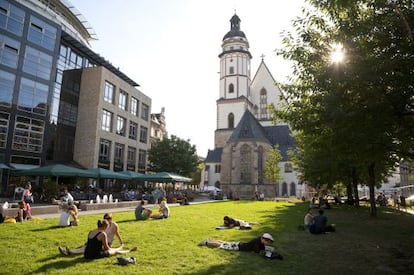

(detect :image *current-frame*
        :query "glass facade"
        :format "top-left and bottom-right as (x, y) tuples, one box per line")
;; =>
(0, 0), (151, 192)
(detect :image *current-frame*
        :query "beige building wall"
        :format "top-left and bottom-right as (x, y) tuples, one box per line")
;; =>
(74, 66), (151, 170)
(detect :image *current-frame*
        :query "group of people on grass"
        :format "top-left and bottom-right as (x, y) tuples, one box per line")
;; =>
(302, 208), (336, 234)
(58, 212), (137, 259)
(56, 199), (170, 260)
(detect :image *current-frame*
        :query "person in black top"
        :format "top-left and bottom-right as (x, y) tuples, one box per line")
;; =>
(198, 233), (282, 259)
(83, 219), (137, 259)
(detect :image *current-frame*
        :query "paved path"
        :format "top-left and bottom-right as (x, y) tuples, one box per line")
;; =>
(35, 197), (219, 220)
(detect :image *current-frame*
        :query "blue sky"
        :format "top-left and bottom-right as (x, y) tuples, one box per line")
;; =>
(69, 0), (306, 156)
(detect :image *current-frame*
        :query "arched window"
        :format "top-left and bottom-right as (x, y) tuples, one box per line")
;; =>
(257, 146), (263, 184)
(240, 144), (251, 184)
(282, 182), (288, 197)
(229, 83), (234, 93)
(290, 182), (296, 196)
(228, 113), (234, 129)
(260, 88), (268, 120)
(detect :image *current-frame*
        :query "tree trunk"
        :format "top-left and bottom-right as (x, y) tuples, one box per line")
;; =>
(351, 168), (360, 207)
(367, 163), (377, 217)
(346, 180), (354, 205)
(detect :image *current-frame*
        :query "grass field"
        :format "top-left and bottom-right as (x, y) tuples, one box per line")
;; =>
(0, 200), (413, 275)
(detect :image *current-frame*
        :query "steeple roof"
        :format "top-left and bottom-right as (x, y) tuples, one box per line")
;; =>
(223, 14), (246, 40)
(229, 110), (270, 143)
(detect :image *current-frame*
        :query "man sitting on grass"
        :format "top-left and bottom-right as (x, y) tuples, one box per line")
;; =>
(198, 233), (283, 260)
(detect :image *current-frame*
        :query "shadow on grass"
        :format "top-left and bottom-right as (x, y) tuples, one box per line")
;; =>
(30, 225), (69, 232)
(29, 255), (87, 275)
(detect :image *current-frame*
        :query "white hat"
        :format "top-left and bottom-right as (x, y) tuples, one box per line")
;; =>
(262, 233), (274, 241)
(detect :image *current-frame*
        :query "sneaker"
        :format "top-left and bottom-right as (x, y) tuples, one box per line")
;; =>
(128, 257), (136, 264)
(198, 238), (210, 246)
(58, 246), (69, 256)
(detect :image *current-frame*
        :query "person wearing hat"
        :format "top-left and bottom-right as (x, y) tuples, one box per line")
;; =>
(198, 233), (282, 259)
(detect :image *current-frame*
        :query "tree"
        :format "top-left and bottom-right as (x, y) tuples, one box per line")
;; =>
(274, 0), (413, 217)
(147, 135), (199, 177)
(264, 145), (283, 186)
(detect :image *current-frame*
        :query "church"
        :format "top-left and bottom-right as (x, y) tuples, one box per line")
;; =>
(204, 13), (305, 199)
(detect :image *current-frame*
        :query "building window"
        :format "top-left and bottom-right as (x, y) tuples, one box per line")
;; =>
(257, 146), (263, 184)
(101, 109), (112, 132)
(0, 111), (9, 148)
(114, 143), (124, 163)
(0, 34), (20, 68)
(130, 97), (138, 116)
(240, 144), (251, 184)
(116, 116), (126, 136)
(290, 182), (296, 196)
(104, 81), (114, 103)
(129, 121), (137, 140)
(27, 16), (57, 51)
(141, 103), (149, 121)
(23, 46), (53, 80)
(228, 113), (234, 129)
(118, 90), (128, 110)
(0, 69), (15, 107)
(13, 116), (44, 152)
(284, 163), (293, 173)
(138, 149), (146, 171)
(99, 139), (111, 162)
(127, 146), (136, 167)
(0, 1), (25, 36)
(139, 126), (148, 143)
(18, 78), (48, 115)
(229, 66), (234, 74)
(260, 88), (268, 120)
(214, 164), (221, 173)
(58, 101), (78, 127)
(228, 83), (234, 93)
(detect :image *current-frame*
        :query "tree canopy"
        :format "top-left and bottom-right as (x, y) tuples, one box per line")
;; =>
(147, 135), (199, 178)
(274, 0), (414, 216)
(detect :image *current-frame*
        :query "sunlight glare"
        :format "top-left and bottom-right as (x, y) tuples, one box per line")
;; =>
(330, 43), (344, 63)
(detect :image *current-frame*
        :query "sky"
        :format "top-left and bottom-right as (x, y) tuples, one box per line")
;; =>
(69, 0), (306, 157)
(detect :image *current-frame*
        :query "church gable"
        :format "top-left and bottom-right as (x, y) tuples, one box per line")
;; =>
(228, 110), (270, 144)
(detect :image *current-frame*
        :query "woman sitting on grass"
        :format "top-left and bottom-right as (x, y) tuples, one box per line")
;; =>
(84, 219), (137, 260)
(150, 200), (170, 219)
(58, 203), (79, 227)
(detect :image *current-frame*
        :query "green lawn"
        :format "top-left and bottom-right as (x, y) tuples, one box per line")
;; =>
(0, 200), (413, 274)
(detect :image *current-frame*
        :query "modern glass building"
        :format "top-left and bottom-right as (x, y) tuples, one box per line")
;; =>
(0, 0), (151, 194)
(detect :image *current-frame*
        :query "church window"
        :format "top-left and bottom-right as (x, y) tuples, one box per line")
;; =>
(214, 164), (221, 173)
(282, 182), (288, 196)
(229, 66), (234, 74)
(229, 83), (234, 93)
(290, 182), (296, 196)
(260, 88), (268, 120)
(228, 113), (234, 129)
(257, 146), (263, 184)
(285, 163), (293, 173)
(240, 144), (251, 184)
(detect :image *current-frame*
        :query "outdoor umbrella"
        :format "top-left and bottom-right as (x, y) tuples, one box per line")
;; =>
(14, 164), (95, 178)
(14, 164), (96, 184)
(140, 172), (192, 183)
(118, 170), (145, 180)
(85, 168), (131, 180)
(0, 163), (13, 170)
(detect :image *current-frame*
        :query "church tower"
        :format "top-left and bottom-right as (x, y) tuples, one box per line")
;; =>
(215, 14), (253, 148)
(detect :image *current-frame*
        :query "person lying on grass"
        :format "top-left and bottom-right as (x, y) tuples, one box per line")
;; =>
(198, 233), (283, 260)
(59, 213), (129, 256)
(218, 215), (259, 230)
(83, 219), (137, 259)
